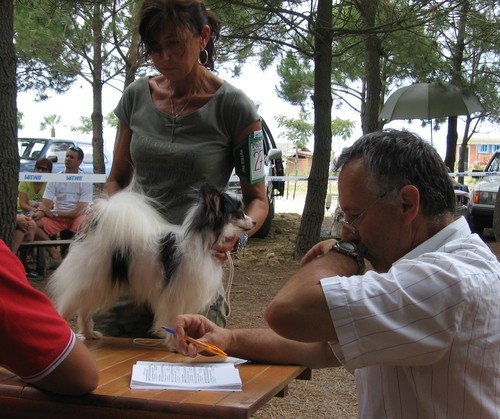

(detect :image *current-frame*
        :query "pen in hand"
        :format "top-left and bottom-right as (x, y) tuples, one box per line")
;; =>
(162, 326), (227, 357)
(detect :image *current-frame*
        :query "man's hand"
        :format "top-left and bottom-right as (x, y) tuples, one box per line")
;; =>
(300, 239), (337, 267)
(171, 314), (231, 357)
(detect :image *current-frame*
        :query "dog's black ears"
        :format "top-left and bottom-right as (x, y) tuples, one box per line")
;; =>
(197, 183), (222, 214)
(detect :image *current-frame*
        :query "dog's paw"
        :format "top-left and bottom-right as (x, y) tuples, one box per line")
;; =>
(77, 330), (103, 340)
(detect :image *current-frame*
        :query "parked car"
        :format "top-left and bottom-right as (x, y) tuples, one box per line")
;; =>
(466, 150), (500, 235)
(227, 118), (284, 238)
(18, 137), (112, 174)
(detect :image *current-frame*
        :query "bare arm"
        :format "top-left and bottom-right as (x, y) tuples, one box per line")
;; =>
(237, 119), (269, 237)
(103, 121), (134, 196)
(18, 191), (36, 212)
(172, 314), (340, 369)
(34, 338), (99, 395)
(212, 120), (268, 260)
(32, 198), (54, 222)
(265, 242), (358, 343)
(35, 200), (87, 220)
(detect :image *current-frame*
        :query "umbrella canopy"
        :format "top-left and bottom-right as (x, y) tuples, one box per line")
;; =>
(380, 83), (483, 122)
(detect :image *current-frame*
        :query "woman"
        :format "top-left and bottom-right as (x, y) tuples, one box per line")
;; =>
(18, 157), (53, 213)
(15, 158), (53, 278)
(100, 0), (268, 334)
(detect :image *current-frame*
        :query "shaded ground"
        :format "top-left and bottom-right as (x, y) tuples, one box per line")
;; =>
(30, 211), (500, 418)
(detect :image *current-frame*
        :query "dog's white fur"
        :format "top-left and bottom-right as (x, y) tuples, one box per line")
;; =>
(48, 184), (254, 344)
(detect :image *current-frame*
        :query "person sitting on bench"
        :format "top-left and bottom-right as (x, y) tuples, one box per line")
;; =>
(33, 147), (92, 267)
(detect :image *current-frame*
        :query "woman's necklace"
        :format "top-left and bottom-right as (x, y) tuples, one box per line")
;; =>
(170, 93), (194, 118)
(166, 70), (207, 139)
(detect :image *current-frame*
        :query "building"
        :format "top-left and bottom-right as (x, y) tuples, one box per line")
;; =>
(456, 133), (500, 170)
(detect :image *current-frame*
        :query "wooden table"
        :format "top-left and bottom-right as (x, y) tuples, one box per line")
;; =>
(0, 337), (310, 418)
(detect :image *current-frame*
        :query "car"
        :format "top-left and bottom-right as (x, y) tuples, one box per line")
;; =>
(227, 118), (284, 238)
(18, 137), (113, 174)
(466, 150), (500, 235)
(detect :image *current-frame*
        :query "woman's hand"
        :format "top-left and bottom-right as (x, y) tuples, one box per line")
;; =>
(16, 214), (34, 232)
(211, 235), (239, 262)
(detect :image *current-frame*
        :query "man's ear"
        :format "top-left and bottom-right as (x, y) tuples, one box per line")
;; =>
(399, 185), (420, 222)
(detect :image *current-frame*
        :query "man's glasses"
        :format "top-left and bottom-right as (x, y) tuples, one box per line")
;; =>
(35, 166), (50, 171)
(340, 194), (386, 235)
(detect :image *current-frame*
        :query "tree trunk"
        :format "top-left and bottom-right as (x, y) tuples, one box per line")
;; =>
(294, 0), (333, 258)
(91, 3), (105, 193)
(0, 0), (18, 246)
(445, 0), (468, 172)
(360, 0), (382, 135)
(444, 116), (458, 171)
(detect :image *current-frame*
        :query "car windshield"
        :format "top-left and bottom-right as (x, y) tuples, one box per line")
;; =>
(487, 154), (500, 172)
(19, 139), (48, 160)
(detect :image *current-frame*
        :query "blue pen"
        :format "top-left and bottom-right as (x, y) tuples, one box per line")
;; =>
(161, 326), (227, 356)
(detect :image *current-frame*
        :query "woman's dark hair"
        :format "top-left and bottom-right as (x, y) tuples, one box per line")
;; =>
(35, 157), (53, 173)
(137, 0), (221, 71)
(335, 129), (456, 217)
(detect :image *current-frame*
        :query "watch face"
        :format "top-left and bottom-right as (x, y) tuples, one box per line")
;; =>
(338, 240), (357, 252)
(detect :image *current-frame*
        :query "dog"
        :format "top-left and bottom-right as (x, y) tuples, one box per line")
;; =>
(48, 183), (255, 345)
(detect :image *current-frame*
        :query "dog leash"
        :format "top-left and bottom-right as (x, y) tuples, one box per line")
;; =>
(225, 251), (234, 318)
(133, 338), (164, 347)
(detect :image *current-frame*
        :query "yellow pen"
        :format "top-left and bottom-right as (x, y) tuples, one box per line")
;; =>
(162, 326), (227, 357)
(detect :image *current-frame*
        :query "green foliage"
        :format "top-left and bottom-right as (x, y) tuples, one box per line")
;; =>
(39, 114), (61, 137)
(276, 52), (313, 108)
(331, 118), (355, 141)
(276, 111), (313, 149)
(15, 0), (80, 99)
(71, 116), (93, 135)
(276, 112), (355, 149)
(71, 112), (118, 134)
(17, 111), (24, 130)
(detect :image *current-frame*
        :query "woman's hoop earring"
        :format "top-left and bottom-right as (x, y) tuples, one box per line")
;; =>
(198, 49), (209, 66)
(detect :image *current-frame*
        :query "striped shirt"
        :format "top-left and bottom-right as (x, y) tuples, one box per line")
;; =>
(321, 217), (500, 418)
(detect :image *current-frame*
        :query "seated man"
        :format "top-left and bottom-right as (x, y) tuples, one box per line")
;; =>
(0, 240), (99, 395)
(33, 146), (92, 265)
(170, 130), (500, 419)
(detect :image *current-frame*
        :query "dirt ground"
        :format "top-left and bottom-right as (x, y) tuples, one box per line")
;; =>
(32, 208), (500, 419)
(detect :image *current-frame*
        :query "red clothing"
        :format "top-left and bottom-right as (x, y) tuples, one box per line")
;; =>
(0, 241), (75, 382)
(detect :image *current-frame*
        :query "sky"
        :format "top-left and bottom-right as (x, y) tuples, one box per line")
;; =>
(16, 63), (303, 154)
(17, 62), (483, 160)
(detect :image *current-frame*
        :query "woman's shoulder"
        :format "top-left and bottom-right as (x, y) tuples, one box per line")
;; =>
(123, 76), (150, 94)
(214, 81), (257, 111)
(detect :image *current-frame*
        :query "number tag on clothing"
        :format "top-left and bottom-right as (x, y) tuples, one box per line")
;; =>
(234, 130), (265, 184)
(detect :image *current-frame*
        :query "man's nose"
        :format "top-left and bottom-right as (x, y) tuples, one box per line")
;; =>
(341, 226), (359, 241)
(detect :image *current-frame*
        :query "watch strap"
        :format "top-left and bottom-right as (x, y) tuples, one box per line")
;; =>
(330, 240), (365, 274)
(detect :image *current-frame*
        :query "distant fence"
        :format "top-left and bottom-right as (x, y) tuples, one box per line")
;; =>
(19, 173), (107, 183)
(19, 171), (493, 184)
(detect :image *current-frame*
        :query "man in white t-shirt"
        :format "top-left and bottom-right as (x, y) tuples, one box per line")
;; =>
(33, 146), (92, 264)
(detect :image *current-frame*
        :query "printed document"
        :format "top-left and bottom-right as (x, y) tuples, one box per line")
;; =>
(130, 361), (242, 391)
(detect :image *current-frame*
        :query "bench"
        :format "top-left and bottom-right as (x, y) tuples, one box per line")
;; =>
(19, 239), (74, 277)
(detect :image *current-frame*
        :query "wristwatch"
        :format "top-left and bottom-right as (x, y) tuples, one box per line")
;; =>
(330, 240), (365, 274)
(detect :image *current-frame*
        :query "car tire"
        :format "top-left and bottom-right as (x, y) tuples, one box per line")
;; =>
(253, 196), (274, 239)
